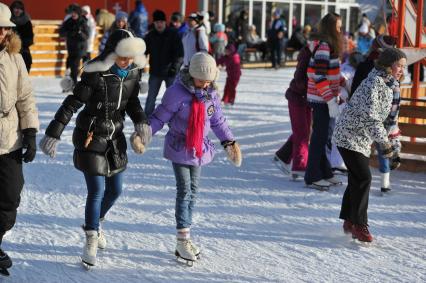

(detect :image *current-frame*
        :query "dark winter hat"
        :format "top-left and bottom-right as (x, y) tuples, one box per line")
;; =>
(371, 35), (397, 51)
(171, 12), (183, 22)
(153, 10), (166, 22)
(84, 29), (147, 72)
(10, 1), (25, 11)
(188, 12), (203, 23)
(375, 48), (406, 70)
(225, 43), (236, 54)
(69, 4), (82, 16)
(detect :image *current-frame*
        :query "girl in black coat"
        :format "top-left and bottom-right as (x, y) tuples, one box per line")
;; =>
(39, 29), (150, 267)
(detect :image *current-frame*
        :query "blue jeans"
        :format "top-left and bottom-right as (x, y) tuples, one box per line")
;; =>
(305, 103), (334, 184)
(375, 142), (390, 173)
(145, 74), (175, 116)
(172, 163), (201, 229)
(83, 172), (123, 230)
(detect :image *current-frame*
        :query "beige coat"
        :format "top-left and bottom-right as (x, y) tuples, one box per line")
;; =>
(0, 33), (39, 155)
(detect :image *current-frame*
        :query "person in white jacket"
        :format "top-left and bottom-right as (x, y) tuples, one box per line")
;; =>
(182, 12), (209, 67)
(0, 3), (39, 274)
(82, 5), (97, 63)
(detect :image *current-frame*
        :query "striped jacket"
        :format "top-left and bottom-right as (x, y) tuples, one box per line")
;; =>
(307, 40), (343, 103)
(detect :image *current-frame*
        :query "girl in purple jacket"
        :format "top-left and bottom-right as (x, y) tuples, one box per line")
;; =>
(131, 52), (242, 265)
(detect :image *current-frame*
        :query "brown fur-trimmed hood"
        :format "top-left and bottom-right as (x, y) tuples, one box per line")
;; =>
(2, 32), (22, 54)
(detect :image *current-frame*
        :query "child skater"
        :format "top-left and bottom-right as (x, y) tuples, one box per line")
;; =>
(131, 52), (242, 265)
(217, 44), (242, 106)
(39, 29), (150, 267)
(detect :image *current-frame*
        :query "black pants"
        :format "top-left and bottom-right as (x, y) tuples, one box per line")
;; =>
(0, 149), (24, 236)
(338, 147), (371, 225)
(67, 52), (84, 84)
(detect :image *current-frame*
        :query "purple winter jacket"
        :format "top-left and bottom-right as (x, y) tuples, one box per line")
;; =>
(149, 70), (235, 166)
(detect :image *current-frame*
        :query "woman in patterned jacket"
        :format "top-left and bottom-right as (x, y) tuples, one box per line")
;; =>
(332, 48), (406, 242)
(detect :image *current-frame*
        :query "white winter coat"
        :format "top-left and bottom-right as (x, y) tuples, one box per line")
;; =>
(182, 25), (209, 66)
(0, 34), (39, 155)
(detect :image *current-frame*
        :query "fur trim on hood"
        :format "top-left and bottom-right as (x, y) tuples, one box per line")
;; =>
(3, 32), (22, 54)
(83, 34), (147, 73)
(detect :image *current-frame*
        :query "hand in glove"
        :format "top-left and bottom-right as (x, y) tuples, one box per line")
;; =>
(327, 97), (340, 118)
(389, 152), (401, 170)
(222, 140), (242, 167)
(39, 135), (59, 158)
(130, 132), (146, 154)
(22, 128), (37, 163)
(378, 142), (394, 159)
(135, 123), (152, 145)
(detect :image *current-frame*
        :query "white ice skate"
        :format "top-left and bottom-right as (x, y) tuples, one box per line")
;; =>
(98, 219), (106, 249)
(306, 179), (330, 191)
(175, 239), (197, 266)
(81, 230), (98, 269)
(290, 171), (305, 181)
(273, 155), (290, 174)
(325, 176), (343, 186)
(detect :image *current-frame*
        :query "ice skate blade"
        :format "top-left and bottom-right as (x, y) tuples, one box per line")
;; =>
(175, 251), (196, 267)
(81, 259), (95, 270)
(0, 268), (10, 277)
(305, 184), (330, 191)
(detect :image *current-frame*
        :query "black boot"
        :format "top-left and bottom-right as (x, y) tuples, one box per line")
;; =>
(0, 248), (12, 269)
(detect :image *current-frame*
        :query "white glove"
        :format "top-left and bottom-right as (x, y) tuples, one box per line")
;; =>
(39, 135), (59, 158)
(134, 123), (152, 145)
(139, 78), (148, 94)
(327, 98), (340, 118)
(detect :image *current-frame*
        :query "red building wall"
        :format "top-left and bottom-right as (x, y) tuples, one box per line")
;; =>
(3, 0), (199, 21)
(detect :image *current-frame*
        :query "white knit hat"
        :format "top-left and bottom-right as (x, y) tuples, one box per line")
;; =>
(0, 3), (15, 27)
(189, 52), (218, 81)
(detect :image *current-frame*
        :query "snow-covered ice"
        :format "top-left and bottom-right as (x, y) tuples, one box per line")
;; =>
(3, 68), (425, 282)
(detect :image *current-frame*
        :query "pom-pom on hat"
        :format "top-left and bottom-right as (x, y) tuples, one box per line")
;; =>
(189, 52), (218, 81)
(84, 29), (147, 72)
(0, 2), (16, 27)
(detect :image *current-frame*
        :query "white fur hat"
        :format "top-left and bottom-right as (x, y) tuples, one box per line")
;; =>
(189, 52), (218, 81)
(0, 3), (15, 27)
(84, 29), (146, 72)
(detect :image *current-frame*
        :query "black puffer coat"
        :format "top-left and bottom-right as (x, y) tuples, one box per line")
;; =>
(59, 16), (89, 57)
(46, 65), (147, 176)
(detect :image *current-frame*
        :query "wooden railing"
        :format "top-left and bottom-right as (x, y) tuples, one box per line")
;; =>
(30, 20), (102, 77)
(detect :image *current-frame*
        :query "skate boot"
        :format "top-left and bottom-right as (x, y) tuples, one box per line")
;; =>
(188, 239), (200, 258)
(343, 220), (353, 234)
(306, 179), (330, 191)
(325, 176), (342, 186)
(352, 224), (373, 242)
(273, 155), (291, 174)
(380, 172), (391, 193)
(0, 248), (12, 276)
(98, 219), (106, 249)
(82, 230), (98, 267)
(290, 171), (305, 181)
(175, 239), (197, 266)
